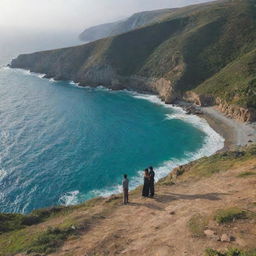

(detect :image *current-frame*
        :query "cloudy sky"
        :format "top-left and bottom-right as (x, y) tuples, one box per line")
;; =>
(0, 0), (213, 32)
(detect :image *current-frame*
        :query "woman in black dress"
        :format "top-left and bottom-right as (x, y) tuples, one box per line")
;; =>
(142, 168), (150, 197)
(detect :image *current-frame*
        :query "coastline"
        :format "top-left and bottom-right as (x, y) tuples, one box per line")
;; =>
(190, 106), (256, 151)
(3, 66), (255, 207)
(9, 66), (256, 151)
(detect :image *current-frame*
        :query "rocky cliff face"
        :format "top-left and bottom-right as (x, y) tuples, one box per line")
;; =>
(184, 92), (256, 122)
(215, 98), (256, 123)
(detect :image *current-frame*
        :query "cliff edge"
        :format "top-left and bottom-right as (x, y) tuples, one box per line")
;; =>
(0, 145), (255, 256)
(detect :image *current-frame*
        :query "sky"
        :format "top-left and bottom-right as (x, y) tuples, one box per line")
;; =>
(0, 0), (213, 32)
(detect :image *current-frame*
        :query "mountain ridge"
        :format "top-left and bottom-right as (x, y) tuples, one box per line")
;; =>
(10, 0), (256, 122)
(78, 8), (176, 42)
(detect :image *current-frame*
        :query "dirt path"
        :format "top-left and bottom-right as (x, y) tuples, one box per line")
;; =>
(51, 158), (256, 256)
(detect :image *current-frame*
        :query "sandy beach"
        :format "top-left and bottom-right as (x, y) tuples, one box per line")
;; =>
(200, 106), (256, 151)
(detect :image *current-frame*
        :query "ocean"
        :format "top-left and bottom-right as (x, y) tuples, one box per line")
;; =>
(0, 31), (224, 213)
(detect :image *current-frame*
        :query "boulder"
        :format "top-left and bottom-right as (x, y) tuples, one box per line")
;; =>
(204, 229), (220, 241)
(221, 234), (231, 242)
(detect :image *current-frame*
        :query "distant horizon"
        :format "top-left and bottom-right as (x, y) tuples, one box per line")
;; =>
(0, 0), (213, 33)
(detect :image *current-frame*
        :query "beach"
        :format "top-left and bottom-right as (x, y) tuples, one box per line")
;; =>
(199, 106), (256, 151)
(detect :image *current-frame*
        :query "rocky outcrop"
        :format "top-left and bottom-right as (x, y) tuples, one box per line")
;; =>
(183, 92), (256, 122)
(216, 98), (256, 123)
(183, 91), (215, 107)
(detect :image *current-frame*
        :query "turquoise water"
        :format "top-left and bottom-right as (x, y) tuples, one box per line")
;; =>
(0, 67), (224, 213)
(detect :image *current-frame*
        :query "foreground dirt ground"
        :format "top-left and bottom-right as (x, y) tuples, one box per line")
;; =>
(49, 158), (256, 256)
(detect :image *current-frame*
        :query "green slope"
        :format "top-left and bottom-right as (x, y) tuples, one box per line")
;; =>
(195, 48), (256, 109)
(10, 0), (256, 113)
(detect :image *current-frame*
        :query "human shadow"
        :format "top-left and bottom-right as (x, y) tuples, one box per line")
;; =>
(128, 201), (164, 211)
(154, 192), (229, 203)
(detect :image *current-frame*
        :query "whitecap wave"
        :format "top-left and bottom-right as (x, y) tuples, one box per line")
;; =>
(96, 85), (112, 92)
(0, 169), (7, 181)
(9, 68), (46, 79)
(49, 78), (57, 83)
(59, 190), (80, 206)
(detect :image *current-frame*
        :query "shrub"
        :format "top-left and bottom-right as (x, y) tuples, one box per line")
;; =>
(28, 226), (75, 253)
(205, 248), (256, 256)
(214, 208), (247, 224)
(237, 171), (256, 178)
(188, 213), (208, 237)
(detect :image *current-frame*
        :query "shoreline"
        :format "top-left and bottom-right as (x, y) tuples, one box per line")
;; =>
(3, 66), (256, 209)
(8, 66), (256, 153)
(182, 104), (256, 152)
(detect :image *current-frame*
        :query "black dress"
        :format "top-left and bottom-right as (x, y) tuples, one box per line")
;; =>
(142, 176), (150, 197)
(149, 170), (155, 197)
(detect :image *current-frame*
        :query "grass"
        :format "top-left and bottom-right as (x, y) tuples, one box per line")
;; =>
(184, 145), (256, 179)
(27, 226), (75, 254)
(188, 214), (208, 237)
(214, 207), (247, 224)
(0, 196), (120, 255)
(237, 171), (256, 178)
(205, 248), (256, 256)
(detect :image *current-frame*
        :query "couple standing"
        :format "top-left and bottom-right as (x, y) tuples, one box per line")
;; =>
(142, 166), (155, 197)
(122, 166), (155, 205)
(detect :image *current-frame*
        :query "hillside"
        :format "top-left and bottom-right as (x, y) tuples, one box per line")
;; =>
(10, 0), (256, 122)
(0, 144), (255, 256)
(79, 9), (174, 42)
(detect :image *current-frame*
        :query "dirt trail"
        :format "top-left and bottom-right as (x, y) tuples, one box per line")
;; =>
(50, 158), (256, 256)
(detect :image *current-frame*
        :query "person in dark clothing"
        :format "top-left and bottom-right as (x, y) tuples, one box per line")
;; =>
(122, 174), (129, 204)
(149, 166), (155, 197)
(142, 169), (150, 197)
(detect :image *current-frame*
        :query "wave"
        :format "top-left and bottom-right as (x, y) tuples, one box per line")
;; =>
(5, 67), (47, 79)
(59, 92), (224, 206)
(58, 190), (80, 206)
(0, 169), (7, 181)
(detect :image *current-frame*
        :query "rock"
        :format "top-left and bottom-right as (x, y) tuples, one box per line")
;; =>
(204, 230), (220, 241)
(221, 234), (231, 242)
(169, 211), (175, 215)
(204, 229), (215, 237)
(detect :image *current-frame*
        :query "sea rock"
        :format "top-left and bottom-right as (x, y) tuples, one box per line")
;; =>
(220, 234), (231, 242)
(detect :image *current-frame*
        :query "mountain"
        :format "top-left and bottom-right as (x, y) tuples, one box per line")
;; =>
(79, 9), (175, 42)
(11, 0), (256, 122)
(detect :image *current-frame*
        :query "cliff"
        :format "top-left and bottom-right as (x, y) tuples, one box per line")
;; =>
(11, 0), (256, 122)
(79, 9), (175, 42)
(1, 144), (255, 256)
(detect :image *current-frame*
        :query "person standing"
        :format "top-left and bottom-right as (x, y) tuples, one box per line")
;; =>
(122, 174), (129, 204)
(142, 169), (150, 197)
(149, 166), (155, 197)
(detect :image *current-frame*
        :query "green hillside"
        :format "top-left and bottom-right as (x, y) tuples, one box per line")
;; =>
(10, 0), (256, 117)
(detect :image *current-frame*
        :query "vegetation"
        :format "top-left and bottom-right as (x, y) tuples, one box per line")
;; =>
(27, 227), (75, 254)
(237, 171), (256, 178)
(205, 248), (256, 256)
(188, 214), (208, 237)
(214, 207), (247, 224)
